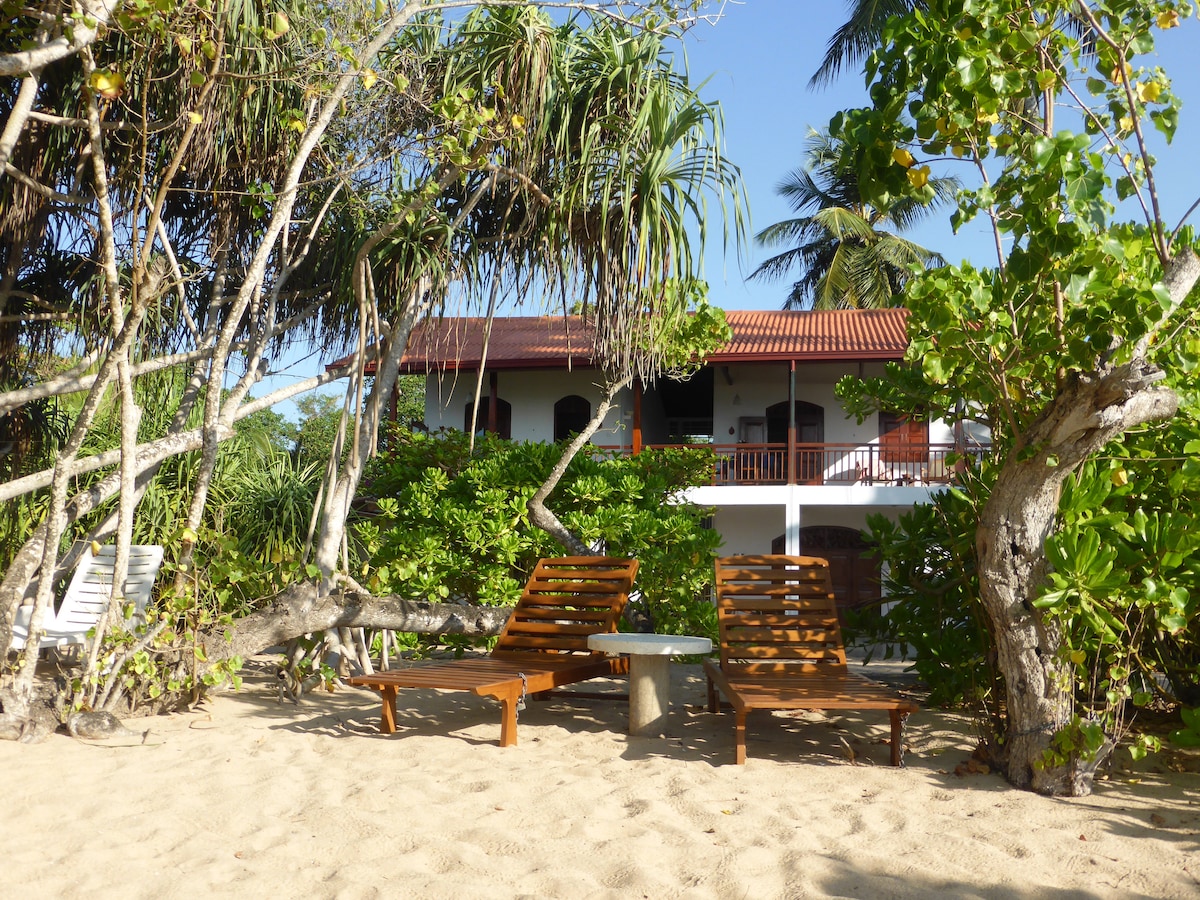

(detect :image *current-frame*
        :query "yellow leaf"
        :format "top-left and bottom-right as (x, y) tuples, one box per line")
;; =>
(951, 144), (967, 158)
(1158, 10), (1180, 29)
(272, 12), (290, 36)
(1137, 80), (1162, 103)
(1111, 467), (1129, 487)
(90, 541), (102, 556)
(1119, 115), (1134, 133)
(957, 26), (973, 40)
(187, 111), (203, 125)
(361, 69), (378, 90)
(906, 165), (930, 189)
(892, 147), (915, 168)
(1070, 649), (1086, 665)
(1110, 63), (1130, 85)
(88, 70), (125, 100)
(511, 114), (526, 129)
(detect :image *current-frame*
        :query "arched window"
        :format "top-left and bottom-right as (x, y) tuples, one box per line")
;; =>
(464, 397), (512, 439)
(554, 395), (591, 442)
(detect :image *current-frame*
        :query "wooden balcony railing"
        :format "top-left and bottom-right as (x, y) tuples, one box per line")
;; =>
(600, 442), (985, 487)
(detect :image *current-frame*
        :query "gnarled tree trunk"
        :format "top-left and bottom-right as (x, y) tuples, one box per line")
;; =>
(981, 250), (1200, 795)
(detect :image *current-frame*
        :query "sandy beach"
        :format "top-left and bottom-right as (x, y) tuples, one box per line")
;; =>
(3, 660), (1198, 899)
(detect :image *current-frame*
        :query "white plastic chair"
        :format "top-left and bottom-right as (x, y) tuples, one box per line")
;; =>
(10, 544), (164, 651)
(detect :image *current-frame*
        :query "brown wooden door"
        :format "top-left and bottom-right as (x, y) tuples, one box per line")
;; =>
(772, 526), (881, 613)
(767, 400), (824, 484)
(879, 412), (928, 464)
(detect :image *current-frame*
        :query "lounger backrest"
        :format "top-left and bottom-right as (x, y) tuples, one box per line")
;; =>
(11, 544), (165, 651)
(491, 556), (638, 658)
(714, 554), (847, 677)
(56, 544), (165, 636)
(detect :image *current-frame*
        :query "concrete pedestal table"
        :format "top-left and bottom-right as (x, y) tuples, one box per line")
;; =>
(587, 633), (712, 736)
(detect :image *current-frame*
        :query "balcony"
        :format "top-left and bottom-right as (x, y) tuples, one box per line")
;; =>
(613, 442), (982, 487)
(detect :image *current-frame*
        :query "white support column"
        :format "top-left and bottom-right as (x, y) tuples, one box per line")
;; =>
(784, 484), (801, 554)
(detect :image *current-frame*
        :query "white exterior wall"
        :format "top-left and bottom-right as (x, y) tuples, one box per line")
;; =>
(422, 362), (954, 559)
(424, 369), (631, 446)
(714, 361), (955, 447)
(713, 363), (872, 444)
(706, 505), (909, 556)
(425, 361), (956, 449)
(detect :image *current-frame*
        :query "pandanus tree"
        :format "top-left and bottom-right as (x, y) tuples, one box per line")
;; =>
(829, 0), (1200, 794)
(0, 2), (743, 725)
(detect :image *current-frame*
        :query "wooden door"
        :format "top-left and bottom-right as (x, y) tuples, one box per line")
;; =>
(772, 526), (881, 613)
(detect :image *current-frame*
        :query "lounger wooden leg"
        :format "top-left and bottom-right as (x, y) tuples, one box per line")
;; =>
(889, 710), (908, 767)
(499, 692), (519, 748)
(734, 711), (747, 765)
(706, 676), (718, 714)
(379, 686), (398, 735)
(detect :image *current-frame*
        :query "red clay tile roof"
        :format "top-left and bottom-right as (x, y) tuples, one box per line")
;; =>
(717, 309), (909, 363)
(332, 309), (910, 373)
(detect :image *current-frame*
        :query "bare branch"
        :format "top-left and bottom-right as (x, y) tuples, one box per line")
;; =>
(0, 0), (119, 77)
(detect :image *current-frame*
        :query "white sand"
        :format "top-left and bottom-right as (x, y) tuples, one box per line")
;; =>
(3, 661), (1198, 899)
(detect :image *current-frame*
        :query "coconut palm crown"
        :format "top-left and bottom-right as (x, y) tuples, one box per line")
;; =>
(750, 129), (955, 310)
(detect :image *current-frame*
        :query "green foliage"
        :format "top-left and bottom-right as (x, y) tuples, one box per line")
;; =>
(211, 456), (321, 565)
(1035, 716), (1110, 772)
(825, 1), (1200, 777)
(1172, 706), (1200, 747)
(71, 562), (247, 714)
(357, 430), (720, 640)
(845, 464), (1000, 712)
(1041, 407), (1200, 712)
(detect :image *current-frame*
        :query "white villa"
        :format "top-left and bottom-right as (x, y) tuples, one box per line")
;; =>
(371, 309), (986, 610)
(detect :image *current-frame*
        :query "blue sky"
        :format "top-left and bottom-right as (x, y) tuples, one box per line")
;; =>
(682, 0), (1200, 311)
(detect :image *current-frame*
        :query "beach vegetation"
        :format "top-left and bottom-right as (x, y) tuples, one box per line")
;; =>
(358, 430), (721, 650)
(827, 0), (1200, 795)
(0, 1), (744, 725)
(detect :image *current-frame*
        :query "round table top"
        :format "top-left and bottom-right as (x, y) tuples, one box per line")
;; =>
(587, 632), (712, 656)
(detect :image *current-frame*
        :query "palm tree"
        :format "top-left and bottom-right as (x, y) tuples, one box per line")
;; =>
(750, 129), (953, 310)
(809, 1), (923, 89)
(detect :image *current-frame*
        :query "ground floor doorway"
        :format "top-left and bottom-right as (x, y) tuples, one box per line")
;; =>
(772, 525), (881, 613)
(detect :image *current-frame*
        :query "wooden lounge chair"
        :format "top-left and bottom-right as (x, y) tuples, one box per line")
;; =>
(704, 554), (917, 765)
(11, 544), (165, 652)
(347, 556), (638, 747)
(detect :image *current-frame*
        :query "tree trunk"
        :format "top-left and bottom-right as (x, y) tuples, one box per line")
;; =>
(312, 284), (428, 585)
(198, 583), (512, 668)
(980, 251), (1200, 795)
(526, 374), (630, 553)
(525, 373), (654, 630)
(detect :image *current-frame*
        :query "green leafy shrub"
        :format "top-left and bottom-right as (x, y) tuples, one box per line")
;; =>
(844, 462), (1000, 714)
(356, 430), (720, 640)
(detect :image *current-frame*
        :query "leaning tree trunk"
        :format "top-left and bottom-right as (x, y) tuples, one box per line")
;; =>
(979, 251), (1200, 795)
(196, 583), (512, 670)
(525, 373), (654, 631)
(526, 374), (631, 555)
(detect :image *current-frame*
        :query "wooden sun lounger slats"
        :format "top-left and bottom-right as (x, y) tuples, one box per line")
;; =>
(347, 556), (638, 747)
(704, 554), (918, 765)
(505, 607), (614, 622)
